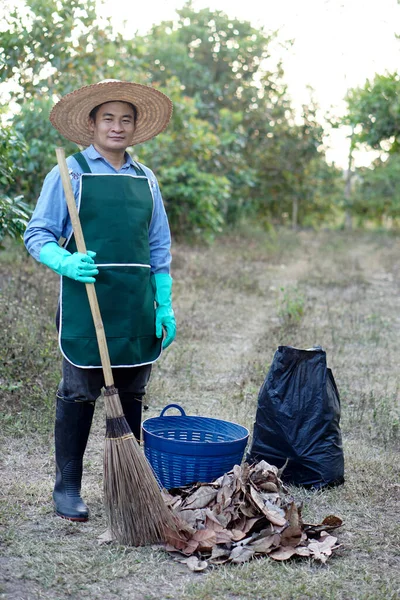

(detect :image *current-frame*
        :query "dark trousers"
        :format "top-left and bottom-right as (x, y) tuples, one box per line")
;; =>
(59, 357), (152, 403)
(58, 358), (152, 441)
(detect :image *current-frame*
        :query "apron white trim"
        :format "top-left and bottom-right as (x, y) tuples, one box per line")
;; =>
(58, 277), (163, 369)
(96, 263), (151, 268)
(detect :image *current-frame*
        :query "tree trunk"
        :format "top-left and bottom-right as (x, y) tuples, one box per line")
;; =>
(344, 129), (354, 230)
(292, 195), (298, 230)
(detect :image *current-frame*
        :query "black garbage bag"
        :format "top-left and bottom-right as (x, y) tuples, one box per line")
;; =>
(247, 346), (344, 488)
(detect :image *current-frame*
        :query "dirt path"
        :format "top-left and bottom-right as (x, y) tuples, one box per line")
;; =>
(1, 230), (399, 600)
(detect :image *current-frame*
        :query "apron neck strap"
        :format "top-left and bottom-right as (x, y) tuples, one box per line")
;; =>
(131, 161), (147, 177)
(73, 152), (92, 173)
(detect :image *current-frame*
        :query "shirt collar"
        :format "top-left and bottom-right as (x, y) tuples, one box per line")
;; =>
(85, 144), (135, 170)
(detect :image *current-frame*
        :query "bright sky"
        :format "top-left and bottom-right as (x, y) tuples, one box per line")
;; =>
(98, 0), (400, 168)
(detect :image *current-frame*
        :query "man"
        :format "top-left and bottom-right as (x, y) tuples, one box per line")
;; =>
(24, 80), (176, 522)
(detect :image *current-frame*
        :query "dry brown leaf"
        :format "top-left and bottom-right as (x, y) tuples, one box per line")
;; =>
(211, 546), (231, 560)
(303, 515), (343, 535)
(258, 482), (279, 493)
(249, 533), (280, 554)
(243, 516), (265, 534)
(215, 529), (234, 545)
(269, 546), (297, 561)
(165, 543), (182, 553)
(211, 509), (231, 528)
(252, 459), (279, 477)
(281, 525), (302, 547)
(161, 490), (176, 504)
(259, 491), (281, 504)
(230, 528), (248, 542)
(192, 528), (217, 551)
(177, 508), (206, 529)
(205, 515), (224, 532)
(295, 546), (311, 557)
(184, 486), (218, 509)
(180, 556), (209, 571)
(322, 515), (343, 528)
(249, 486), (287, 526)
(217, 486), (234, 509)
(181, 538), (199, 556)
(285, 501), (300, 527)
(308, 534), (338, 563)
(239, 501), (259, 518)
(233, 464), (243, 486)
(229, 545), (255, 563)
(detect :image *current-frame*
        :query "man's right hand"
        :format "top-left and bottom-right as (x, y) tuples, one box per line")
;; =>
(39, 242), (98, 283)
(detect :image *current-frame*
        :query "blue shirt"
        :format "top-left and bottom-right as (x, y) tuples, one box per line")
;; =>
(24, 145), (172, 273)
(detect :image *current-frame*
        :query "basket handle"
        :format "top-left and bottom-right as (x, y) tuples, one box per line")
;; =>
(159, 404), (186, 417)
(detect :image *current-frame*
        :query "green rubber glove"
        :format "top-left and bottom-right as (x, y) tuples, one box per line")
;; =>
(152, 272), (176, 349)
(39, 242), (98, 283)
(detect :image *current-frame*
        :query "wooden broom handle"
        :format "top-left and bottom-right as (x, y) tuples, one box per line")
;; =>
(55, 147), (114, 387)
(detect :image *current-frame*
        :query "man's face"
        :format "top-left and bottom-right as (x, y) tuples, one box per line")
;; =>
(89, 101), (136, 153)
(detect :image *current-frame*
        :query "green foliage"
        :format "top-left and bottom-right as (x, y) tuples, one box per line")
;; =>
(12, 97), (77, 202)
(352, 155), (400, 225)
(0, 126), (32, 246)
(346, 72), (400, 153)
(1, 0), (110, 99)
(345, 73), (400, 226)
(156, 162), (230, 240)
(0, 195), (32, 248)
(0, 125), (27, 194)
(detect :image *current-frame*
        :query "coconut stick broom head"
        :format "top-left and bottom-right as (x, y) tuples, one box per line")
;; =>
(55, 147), (181, 546)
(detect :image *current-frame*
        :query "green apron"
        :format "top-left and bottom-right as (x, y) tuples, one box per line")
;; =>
(59, 153), (162, 368)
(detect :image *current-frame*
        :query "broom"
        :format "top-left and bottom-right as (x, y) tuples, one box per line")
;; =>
(55, 147), (181, 546)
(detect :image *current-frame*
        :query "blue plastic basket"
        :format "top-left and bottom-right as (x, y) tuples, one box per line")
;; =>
(142, 404), (249, 489)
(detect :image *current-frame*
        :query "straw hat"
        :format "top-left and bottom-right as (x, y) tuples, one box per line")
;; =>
(49, 80), (173, 147)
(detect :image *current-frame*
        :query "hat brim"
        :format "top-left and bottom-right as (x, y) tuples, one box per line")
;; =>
(49, 81), (173, 147)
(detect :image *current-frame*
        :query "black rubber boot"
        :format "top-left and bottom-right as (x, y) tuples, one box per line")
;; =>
(53, 394), (95, 521)
(119, 395), (145, 443)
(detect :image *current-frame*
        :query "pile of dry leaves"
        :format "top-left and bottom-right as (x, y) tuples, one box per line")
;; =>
(163, 461), (343, 572)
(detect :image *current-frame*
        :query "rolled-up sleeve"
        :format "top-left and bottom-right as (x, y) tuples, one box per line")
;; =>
(24, 161), (79, 261)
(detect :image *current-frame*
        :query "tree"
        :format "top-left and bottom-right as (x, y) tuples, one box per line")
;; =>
(351, 155), (400, 226)
(0, 0), (120, 100)
(11, 97), (77, 203)
(141, 2), (279, 123)
(346, 73), (400, 154)
(345, 72), (400, 226)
